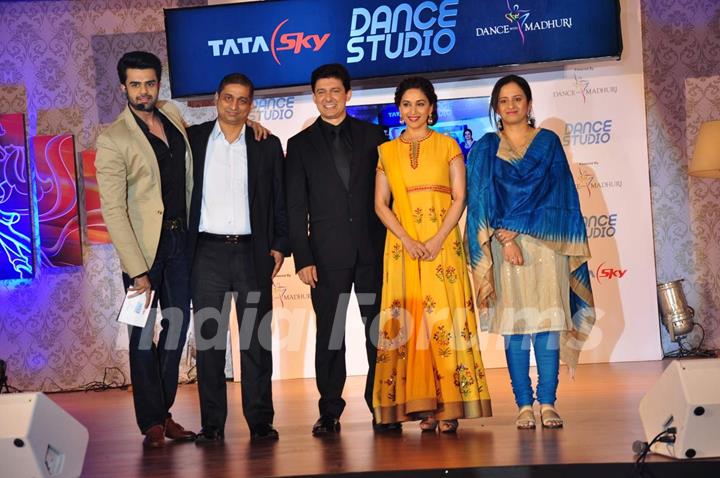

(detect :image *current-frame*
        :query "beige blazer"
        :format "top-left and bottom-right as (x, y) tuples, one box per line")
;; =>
(95, 101), (193, 278)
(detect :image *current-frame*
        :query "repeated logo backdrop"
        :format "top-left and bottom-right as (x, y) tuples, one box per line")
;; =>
(175, 0), (659, 373)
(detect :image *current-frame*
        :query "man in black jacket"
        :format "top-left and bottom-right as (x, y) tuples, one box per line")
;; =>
(286, 64), (398, 435)
(187, 73), (288, 443)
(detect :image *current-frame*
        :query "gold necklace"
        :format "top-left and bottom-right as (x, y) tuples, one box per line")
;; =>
(502, 127), (534, 158)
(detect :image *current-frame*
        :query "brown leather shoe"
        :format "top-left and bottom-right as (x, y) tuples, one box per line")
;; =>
(143, 424), (166, 448)
(165, 417), (197, 441)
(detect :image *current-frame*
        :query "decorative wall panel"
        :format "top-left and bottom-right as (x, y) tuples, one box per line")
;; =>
(0, 113), (34, 281)
(0, 0), (204, 392)
(80, 149), (111, 245)
(31, 134), (83, 267)
(641, 0), (720, 352)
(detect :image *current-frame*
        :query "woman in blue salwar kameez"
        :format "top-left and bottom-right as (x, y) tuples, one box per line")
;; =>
(466, 75), (595, 430)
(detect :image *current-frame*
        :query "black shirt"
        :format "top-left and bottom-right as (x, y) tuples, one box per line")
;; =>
(319, 116), (353, 190)
(319, 115), (353, 150)
(132, 109), (186, 222)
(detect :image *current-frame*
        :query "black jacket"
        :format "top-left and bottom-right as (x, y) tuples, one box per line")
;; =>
(187, 120), (289, 287)
(285, 116), (386, 272)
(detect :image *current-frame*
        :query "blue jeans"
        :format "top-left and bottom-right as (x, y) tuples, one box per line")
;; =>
(122, 229), (191, 433)
(504, 332), (560, 408)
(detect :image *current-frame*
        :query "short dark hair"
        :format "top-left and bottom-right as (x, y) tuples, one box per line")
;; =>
(117, 51), (162, 84)
(489, 74), (535, 130)
(394, 76), (439, 125)
(311, 63), (351, 92)
(216, 72), (254, 98)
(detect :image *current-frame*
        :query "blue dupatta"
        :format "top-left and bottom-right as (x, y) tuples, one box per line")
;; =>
(465, 129), (595, 369)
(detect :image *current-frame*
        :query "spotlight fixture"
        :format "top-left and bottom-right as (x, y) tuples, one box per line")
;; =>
(657, 280), (716, 358)
(657, 280), (695, 342)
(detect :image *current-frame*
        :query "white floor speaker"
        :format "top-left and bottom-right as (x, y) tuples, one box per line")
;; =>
(0, 393), (89, 477)
(639, 358), (720, 459)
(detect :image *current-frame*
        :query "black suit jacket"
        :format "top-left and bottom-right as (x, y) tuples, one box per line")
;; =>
(285, 116), (386, 272)
(187, 120), (289, 288)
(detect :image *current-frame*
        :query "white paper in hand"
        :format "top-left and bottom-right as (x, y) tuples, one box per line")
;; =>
(117, 290), (154, 328)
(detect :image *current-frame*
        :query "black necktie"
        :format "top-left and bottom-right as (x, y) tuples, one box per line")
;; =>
(331, 127), (351, 190)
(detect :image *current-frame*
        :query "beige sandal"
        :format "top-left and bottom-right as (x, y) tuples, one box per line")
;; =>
(439, 419), (458, 433)
(419, 416), (438, 432)
(540, 405), (564, 429)
(515, 406), (536, 430)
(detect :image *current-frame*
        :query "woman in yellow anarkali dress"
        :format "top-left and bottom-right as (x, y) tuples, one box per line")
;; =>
(373, 77), (492, 432)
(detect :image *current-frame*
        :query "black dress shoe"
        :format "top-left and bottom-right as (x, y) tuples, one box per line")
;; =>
(195, 428), (224, 444)
(372, 418), (402, 433)
(312, 416), (341, 436)
(250, 423), (279, 442)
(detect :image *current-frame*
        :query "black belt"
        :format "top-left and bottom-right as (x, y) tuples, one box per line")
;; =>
(199, 232), (252, 244)
(162, 218), (185, 231)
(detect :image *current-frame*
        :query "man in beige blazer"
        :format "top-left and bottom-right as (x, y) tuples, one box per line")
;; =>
(95, 51), (196, 448)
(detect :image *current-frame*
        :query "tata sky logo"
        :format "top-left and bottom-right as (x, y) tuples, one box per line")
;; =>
(563, 119), (613, 146)
(575, 164), (622, 197)
(207, 19), (330, 65)
(250, 96), (296, 122)
(590, 262), (628, 284)
(554, 73), (619, 103)
(475, 1), (572, 43)
(346, 0), (459, 64)
(584, 213), (618, 239)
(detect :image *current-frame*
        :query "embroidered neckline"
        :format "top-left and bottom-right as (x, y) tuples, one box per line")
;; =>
(400, 129), (434, 169)
(399, 129), (434, 144)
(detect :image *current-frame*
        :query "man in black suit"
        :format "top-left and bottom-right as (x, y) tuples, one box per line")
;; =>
(187, 73), (288, 443)
(286, 64), (399, 435)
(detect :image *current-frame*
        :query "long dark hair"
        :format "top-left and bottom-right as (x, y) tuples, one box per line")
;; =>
(488, 74), (535, 130)
(394, 76), (439, 125)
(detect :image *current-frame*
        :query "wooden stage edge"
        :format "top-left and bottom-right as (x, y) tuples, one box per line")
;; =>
(46, 360), (718, 477)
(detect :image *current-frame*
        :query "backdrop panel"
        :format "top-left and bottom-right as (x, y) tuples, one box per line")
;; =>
(183, 0), (660, 376)
(80, 149), (111, 246)
(0, 113), (34, 281)
(31, 135), (83, 268)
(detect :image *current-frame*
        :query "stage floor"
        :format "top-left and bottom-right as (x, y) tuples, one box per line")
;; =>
(47, 360), (710, 477)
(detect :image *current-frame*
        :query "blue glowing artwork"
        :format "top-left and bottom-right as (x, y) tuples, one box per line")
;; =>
(0, 113), (34, 280)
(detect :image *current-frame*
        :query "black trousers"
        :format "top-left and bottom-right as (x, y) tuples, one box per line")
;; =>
(122, 229), (191, 433)
(192, 237), (274, 433)
(311, 257), (382, 419)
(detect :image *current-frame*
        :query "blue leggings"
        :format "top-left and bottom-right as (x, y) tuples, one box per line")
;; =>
(504, 332), (560, 408)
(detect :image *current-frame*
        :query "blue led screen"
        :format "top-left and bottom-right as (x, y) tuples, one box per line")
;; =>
(165, 0), (622, 97)
(348, 95), (493, 159)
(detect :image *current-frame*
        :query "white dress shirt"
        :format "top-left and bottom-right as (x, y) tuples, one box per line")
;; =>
(199, 121), (252, 234)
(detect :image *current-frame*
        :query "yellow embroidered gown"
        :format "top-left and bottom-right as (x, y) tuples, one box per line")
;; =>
(373, 131), (492, 424)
